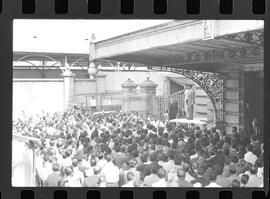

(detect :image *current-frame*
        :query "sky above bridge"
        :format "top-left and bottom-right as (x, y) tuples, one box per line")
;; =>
(13, 19), (172, 54)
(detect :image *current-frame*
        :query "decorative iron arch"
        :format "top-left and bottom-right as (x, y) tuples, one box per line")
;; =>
(150, 66), (224, 125)
(14, 54), (62, 71)
(16, 54), (57, 62)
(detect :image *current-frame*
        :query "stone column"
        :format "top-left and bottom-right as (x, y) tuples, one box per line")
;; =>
(139, 77), (158, 115)
(223, 72), (243, 134)
(121, 78), (137, 112)
(95, 73), (107, 111)
(62, 70), (76, 110)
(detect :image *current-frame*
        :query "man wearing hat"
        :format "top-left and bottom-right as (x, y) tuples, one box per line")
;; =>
(184, 84), (195, 120)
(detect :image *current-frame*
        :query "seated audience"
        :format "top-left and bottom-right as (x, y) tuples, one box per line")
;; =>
(13, 110), (264, 187)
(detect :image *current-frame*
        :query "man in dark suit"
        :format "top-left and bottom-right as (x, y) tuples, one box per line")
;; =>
(168, 97), (178, 120)
(44, 163), (62, 187)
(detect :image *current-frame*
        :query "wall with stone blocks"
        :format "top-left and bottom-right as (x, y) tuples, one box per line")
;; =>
(223, 72), (244, 134)
(195, 86), (213, 120)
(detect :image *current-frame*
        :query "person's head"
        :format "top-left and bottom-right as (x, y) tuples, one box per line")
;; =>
(49, 139), (56, 147)
(157, 168), (166, 179)
(232, 126), (237, 133)
(127, 172), (135, 181)
(250, 165), (258, 175)
(140, 154), (148, 163)
(130, 159), (137, 168)
(149, 153), (157, 162)
(170, 97), (174, 103)
(114, 145), (120, 153)
(240, 174), (249, 185)
(131, 149), (139, 158)
(106, 154), (113, 162)
(151, 163), (160, 174)
(52, 163), (60, 172)
(197, 167), (205, 176)
(255, 157), (263, 168)
(208, 171), (217, 182)
(120, 146), (126, 153)
(215, 164), (224, 175)
(231, 179), (240, 187)
(98, 153), (104, 160)
(177, 168), (186, 178)
(65, 166), (73, 176)
(72, 159), (78, 167)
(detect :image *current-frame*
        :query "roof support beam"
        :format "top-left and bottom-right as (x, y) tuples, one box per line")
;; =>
(95, 20), (263, 60)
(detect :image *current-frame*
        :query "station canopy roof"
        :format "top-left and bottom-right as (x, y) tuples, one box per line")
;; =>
(14, 20), (264, 73)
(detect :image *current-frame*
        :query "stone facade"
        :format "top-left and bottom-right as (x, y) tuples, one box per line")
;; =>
(223, 72), (244, 134)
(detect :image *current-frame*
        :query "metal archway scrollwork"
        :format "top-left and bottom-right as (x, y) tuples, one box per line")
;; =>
(172, 69), (224, 123)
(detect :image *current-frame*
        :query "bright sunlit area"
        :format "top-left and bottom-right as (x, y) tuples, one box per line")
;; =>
(13, 19), (173, 53)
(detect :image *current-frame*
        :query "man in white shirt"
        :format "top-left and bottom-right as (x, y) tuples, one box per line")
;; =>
(97, 154), (107, 169)
(122, 172), (135, 187)
(244, 144), (258, 165)
(162, 150), (176, 173)
(90, 96), (97, 113)
(85, 158), (97, 177)
(152, 168), (167, 187)
(245, 165), (263, 187)
(42, 159), (53, 183)
(71, 159), (84, 187)
(102, 154), (120, 187)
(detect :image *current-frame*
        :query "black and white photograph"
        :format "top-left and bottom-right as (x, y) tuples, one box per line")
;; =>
(12, 19), (264, 188)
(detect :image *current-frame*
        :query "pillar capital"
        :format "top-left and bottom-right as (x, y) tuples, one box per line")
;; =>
(61, 70), (75, 77)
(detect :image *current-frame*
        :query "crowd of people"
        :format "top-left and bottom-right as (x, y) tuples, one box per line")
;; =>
(13, 108), (264, 187)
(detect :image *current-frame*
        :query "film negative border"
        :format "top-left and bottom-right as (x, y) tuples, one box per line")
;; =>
(0, 1), (269, 199)
(0, 0), (267, 15)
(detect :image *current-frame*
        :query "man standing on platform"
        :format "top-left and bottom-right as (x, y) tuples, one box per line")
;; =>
(168, 97), (178, 120)
(90, 96), (97, 113)
(184, 84), (195, 120)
